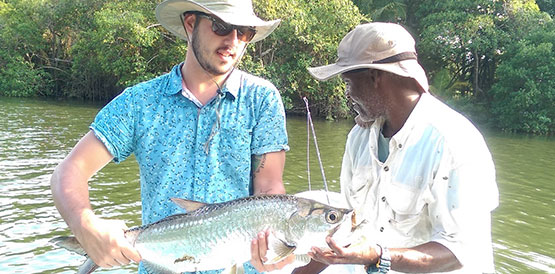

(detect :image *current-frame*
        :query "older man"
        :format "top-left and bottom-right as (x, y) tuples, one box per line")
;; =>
(51, 0), (288, 273)
(292, 23), (498, 274)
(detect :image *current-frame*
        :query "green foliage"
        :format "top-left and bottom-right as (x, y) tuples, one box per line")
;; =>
(352, 0), (407, 22)
(69, 0), (186, 100)
(536, 0), (554, 15)
(0, 53), (49, 97)
(416, 0), (506, 101)
(490, 20), (555, 134)
(249, 0), (367, 119)
(0, 0), (50, 96)
(0, 0), (553, 132)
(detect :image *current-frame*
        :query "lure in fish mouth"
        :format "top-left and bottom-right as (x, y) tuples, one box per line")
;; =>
(50, 194), (356, 274)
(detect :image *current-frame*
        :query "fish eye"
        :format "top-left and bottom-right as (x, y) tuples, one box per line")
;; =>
(326, 210), (340, 223)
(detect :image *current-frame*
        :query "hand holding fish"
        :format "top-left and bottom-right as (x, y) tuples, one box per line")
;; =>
(73, 213), (141, 268)
(250, 230), (296, 272)
(308, 235), (379, 266)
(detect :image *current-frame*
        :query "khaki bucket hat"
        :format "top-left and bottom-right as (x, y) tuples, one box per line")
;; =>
(155, 0), (281, 43)
(308, 22), (429, 92)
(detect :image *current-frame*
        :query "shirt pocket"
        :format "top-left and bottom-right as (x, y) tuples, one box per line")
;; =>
(385, 182), (428, 235)
(348, 165), (373, 196)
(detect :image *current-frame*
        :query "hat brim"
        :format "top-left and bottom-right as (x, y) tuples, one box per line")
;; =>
(308, 59), (429, 92)
(155, 0), (280, 43)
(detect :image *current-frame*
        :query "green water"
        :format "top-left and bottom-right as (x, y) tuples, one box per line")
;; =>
(0, 97), (553, 273)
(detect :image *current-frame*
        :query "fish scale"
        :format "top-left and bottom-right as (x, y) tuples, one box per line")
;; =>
(135, 196), (297, 270)
(51, 194), (353, 273)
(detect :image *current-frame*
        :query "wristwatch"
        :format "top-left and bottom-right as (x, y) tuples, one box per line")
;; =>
(365, 244), (391, 274)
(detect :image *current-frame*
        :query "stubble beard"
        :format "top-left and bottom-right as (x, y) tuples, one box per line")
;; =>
(355, 97), (386, 123)
(191, 27), (237, 76)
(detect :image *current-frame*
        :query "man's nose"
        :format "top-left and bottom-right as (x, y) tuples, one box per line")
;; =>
(225, 29), (240, 43)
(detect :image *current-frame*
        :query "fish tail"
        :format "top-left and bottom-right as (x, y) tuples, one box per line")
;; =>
(77, 258), (100, 274)
(50, 236), (86, 255)
(50, 236), (100, 274)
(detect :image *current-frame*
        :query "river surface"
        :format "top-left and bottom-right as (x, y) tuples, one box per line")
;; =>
(0, 97), (553, 273)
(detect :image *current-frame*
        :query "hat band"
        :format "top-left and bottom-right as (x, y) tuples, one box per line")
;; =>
(373, 52), (417, 64)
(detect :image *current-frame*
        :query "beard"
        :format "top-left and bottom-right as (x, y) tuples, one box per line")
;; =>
(191, 26), (238, 76)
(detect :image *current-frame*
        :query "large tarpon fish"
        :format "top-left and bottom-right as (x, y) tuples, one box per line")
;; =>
(51, 194), (355, 274)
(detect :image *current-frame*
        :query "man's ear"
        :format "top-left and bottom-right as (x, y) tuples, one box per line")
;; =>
(183, 13), (197, 40)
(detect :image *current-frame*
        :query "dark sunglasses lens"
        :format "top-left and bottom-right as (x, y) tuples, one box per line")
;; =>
(212, 21), (233, 36)
(211, 20), (256, 42)
(236, 27), (256, 42)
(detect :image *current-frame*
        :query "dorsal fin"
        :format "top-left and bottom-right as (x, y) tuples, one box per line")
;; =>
(171, 197), (207, 212)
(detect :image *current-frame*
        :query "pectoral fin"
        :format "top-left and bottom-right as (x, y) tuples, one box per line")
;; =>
(294, 254), (312, 265)
(222, 263), (244, 274)
(170, 197), (206, 212)
(266, 234), (296, 264)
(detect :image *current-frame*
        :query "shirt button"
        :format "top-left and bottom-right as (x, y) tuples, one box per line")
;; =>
(381, 196), (386, 202)
(398, 144), (403, 149)
(384, 166), (389, 171)
(380, 227), (384, 232)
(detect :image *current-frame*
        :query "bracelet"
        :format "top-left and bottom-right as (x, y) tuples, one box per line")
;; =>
(365, 244), (391, 274)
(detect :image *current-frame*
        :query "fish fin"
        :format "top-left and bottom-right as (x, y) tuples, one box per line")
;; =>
(77, 258), (99, 274)
(221, 264), (241, 274)
(236, 263), (245, 274)
(267, 234), (296, 264)
(49, 236), (87, 256)
(170, 197), (206, 212)
(293, 254), (312, 267)
(50, 236), (100, 274)
(143, 260), (180, 274)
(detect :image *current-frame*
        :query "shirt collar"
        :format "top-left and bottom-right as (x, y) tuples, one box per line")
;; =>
(163, 62), (241, 99)
(390, 93), (432, 143)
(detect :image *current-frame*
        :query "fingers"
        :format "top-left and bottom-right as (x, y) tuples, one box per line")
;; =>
(251, 230), (294, 272)
(251, 233), (265, 271)
(258, 231), (269, 263)
(307, 237), (348, 265)
(260, 254), (295, 272)
(121, 241), (142, 263)
(78, 218), (140, 268)
(325, 236), (345, 256)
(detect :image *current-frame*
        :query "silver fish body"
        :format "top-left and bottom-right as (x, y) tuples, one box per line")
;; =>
(52, 194), (354, 273)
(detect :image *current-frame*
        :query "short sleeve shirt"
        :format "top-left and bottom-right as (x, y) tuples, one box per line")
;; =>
(341, 93), (498, 273)
(90, 63), (289, 226)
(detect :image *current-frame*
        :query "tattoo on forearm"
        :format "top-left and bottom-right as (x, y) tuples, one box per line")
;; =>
(252, 154), (267, 178)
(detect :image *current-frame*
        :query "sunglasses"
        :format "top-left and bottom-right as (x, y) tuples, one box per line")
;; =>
(196, 14), (257, 43)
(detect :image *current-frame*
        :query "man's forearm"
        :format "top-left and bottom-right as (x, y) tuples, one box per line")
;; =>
(292, 260), (328, 274)
(390, 242), (462, 273)
(252, 151), (286, 195)
(50, 161), (95, 234)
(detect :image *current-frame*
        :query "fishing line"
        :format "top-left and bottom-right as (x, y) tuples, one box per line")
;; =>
(306, 99), (311, 191)
(303, 97), (330, 204)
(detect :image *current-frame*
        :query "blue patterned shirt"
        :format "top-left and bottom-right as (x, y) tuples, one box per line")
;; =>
(90, 63), (289, 273)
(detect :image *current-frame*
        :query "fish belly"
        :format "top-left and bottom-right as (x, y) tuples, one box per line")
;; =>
(134, 197), (295, 272)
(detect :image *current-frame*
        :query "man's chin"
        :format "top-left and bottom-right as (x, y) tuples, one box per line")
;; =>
(354, 115), (375, 128)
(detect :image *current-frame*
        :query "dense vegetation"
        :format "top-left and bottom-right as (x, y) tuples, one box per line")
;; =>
(1, 0), (553, 134)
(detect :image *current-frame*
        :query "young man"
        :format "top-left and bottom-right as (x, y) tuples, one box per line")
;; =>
(50, 0), (288, 273)
(292, 23), (498, 273)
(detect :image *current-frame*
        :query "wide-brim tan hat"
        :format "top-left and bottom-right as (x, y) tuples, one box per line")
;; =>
(155, 0), (281, 43)
(308, 22), (429, 92)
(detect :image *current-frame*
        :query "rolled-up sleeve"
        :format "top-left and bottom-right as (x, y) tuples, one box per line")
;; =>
(250, 84), (289, 155)
(90, 88), (136, 163)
